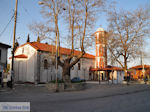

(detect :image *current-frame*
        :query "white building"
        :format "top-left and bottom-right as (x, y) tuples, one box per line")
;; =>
(0, 42), (11, 83)
(11, 42), (95, 83)
(90, 65), (124, 84)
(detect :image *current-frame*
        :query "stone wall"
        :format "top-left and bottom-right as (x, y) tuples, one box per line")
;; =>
(46, 82), (87, 92)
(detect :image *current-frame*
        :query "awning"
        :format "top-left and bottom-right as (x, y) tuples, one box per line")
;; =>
(90, 66), (123, 71)
(9, 54), (28, 59)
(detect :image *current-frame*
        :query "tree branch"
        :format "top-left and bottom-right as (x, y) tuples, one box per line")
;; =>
(57, 56), (64, 67)
(69, 50), (85, 68)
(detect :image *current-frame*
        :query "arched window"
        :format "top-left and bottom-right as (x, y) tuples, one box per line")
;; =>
(44, 59), (48, 69)
(22, 48), (24, 54)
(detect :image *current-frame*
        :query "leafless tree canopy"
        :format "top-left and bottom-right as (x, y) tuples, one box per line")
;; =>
(29, 22), (55, 41)
(29, 0), (106, 82)
(107, 6), (150, 75)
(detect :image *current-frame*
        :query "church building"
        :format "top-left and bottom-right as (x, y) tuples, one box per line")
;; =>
(11, 42), (95, 83)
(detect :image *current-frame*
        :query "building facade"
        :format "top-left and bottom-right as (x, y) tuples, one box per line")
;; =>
(90, 28), (124, 83)
(11, 42), (95, 83)
(130, 65), (150, 80)
(0, 43), (11, 83)
(95, 28), (107, 68)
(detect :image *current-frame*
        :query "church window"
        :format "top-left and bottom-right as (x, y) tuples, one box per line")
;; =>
(22, 48), (24, 54)
(78, 63), (80, 70)
(44, 59), (48, 69)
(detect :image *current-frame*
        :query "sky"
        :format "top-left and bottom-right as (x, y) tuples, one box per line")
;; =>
(0, 0), (150, 66)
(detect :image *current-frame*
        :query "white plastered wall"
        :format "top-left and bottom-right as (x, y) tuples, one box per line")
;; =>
(14, 44), (37, 82)
(39, 52), (56, 83)
(71, 58), (95, 80)
(109, 70), (124, 84)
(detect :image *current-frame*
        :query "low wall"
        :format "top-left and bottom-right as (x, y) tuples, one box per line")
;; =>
(46, 82), (86, 92)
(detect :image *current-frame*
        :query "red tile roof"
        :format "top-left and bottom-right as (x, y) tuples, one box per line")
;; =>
(9, 54), (28, 59)
(91, 66), (123, 71)
(130, 65), (150, 69)
(106, 66), (123, 71)
(17, 42), (95, 59)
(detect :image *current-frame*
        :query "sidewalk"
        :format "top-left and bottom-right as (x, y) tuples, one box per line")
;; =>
(0, 82), (150, 96)
(0, 86), (12, 92)
(86, 80), (150, 85)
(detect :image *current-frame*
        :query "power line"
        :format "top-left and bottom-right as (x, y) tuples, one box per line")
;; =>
(0, 14), (14, 38)
(9, 28), (14, 45)
(19, 0), (35, 20)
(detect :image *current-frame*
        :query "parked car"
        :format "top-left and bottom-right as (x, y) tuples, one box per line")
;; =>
(71, 77), (81, 83)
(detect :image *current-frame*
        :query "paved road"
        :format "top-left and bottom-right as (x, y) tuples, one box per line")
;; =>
(0, 84), (150, 112)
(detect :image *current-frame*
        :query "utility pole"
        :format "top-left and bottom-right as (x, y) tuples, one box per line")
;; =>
(140, 40), (145, 78)
(142, 48), (145, 78)
(38, 1), (59, 91)
(55, 31), (58, 91)
(11, 0), (18, 88)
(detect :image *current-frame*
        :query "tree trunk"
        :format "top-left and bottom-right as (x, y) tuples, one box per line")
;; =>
(57, 51), (84, 83)
(124, 52), (128, 76)
(62, 67), (71, 83)
(124, 55), (129, 84)
(62, 60), (71, 83)
(124, 69), (127, 76)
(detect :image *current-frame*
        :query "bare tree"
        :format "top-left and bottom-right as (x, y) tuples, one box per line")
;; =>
(107, 7), (150, 76)
(29, 22), (54, 42)
(30, 0), (105, 82)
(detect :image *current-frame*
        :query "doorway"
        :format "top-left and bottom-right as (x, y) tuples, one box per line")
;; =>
(101, 73), (104, 80)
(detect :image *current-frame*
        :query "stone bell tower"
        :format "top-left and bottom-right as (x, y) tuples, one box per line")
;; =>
(94, 28), (107, 68)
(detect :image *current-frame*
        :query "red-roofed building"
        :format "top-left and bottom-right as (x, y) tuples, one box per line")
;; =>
(89, 28), (124, 84)
(130, 65), (150, 80)
(90, 65), (124, 83)
(10, 42), (95, 83)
